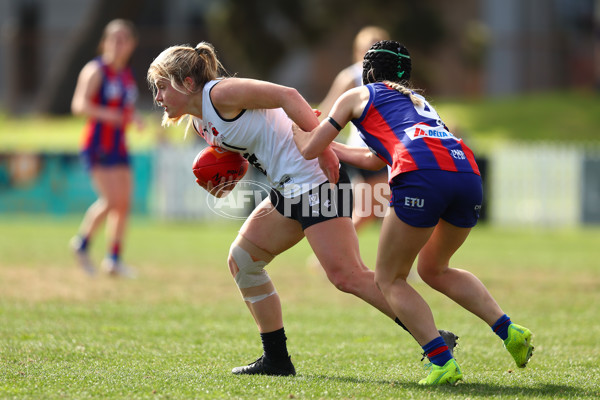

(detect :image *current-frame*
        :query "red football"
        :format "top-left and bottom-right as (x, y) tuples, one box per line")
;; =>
(192, 146), (249, 187)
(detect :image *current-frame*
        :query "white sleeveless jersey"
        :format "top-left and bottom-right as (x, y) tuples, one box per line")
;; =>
(193, 79), (327, 198)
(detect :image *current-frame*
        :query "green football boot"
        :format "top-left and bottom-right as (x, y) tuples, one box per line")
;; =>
(418, 358), (463, 385)
(504, 323), (534, 368)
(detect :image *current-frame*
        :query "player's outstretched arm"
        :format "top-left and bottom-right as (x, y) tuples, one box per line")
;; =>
(329, 141), (386, 171)
(292, 86), (368, 159)
(211, 78), (319, 131)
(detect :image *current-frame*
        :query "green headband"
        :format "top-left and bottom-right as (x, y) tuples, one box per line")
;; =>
(366, 48), (410, 79)
(366, 49), (411, 59)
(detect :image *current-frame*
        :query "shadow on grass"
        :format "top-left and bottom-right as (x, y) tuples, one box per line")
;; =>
(302, 374), (597, 398)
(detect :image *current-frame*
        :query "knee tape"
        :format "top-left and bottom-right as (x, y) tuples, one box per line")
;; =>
(243, 290), (277, 304)
(230, 244), (271, 289)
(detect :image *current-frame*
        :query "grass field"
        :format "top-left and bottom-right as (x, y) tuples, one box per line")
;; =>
(1, 216), (599, 399)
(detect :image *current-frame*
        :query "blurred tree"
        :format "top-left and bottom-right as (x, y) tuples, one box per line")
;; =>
(35, 0), (155, 114)
(5, 0), (40, 113)
(202, 0), (445, 98)
(33, 0), (447, 113)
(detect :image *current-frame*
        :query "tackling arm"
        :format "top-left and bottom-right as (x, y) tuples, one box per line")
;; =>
(329, 141), (387, 171)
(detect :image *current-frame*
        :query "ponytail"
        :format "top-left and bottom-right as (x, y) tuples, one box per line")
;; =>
(384, 81), (423, 108)
(189, 42), (227, 89)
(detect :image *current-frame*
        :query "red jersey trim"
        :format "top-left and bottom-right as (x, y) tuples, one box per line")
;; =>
(362, 105), (418, 176)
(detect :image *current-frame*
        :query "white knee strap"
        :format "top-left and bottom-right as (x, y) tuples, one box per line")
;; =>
(243, 290), (277, 304)
(230, 244), (271, 289)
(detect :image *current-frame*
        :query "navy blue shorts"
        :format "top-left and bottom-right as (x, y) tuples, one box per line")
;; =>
(389, 170), (482, 228)
(80, 149), (130, 170)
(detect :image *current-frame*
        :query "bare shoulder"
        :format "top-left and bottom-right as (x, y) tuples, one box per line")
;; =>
(78, 59), (103, 82)
(210, 78), (242, 105)
(214, 77), (278, 92)
(338, 64), (360, 85)
(210, 77), (247, 100)
(211, 77), (291, 110)
(338, 86), (370, 120)
(340, 86), (370, 104)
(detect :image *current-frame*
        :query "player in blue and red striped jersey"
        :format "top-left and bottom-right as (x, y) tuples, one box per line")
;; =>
(293, 40), (534, 385)
(70, 19), (143, 277)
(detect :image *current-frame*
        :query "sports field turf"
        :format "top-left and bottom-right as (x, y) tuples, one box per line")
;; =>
(0, 216), (598, 399)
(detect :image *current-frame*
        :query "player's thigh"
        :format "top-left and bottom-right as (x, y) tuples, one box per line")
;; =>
(91, 166), (131, 205)
(238, 197), (305, 256)
(90, 167), (112, 198)
(304, 216), (363, 272)
(417, 219), (471, 273)
(376, 209), (434, 281)
(108, 166), (132, 199)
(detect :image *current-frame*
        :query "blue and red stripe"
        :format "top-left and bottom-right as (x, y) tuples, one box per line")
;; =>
(352, 82), (480, 180)
(80, 57), (135, 166)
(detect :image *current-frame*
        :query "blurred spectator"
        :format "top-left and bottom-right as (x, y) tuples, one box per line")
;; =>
(319, 26), (391, 232)
(69, 19), (143, 278)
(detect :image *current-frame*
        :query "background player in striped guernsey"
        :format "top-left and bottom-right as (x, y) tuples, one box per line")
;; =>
(70, 19), (144, 277)
(292, 40), (534, 385)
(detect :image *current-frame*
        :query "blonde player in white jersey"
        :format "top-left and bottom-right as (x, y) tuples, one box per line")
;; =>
(147, 41), (458, 376)
(193, 78), (327, 198)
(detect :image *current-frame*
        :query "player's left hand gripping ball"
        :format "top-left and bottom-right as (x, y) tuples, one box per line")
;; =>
(192, 146), (249, 190)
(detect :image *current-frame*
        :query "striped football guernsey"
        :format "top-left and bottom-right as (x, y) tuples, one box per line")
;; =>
(352, 82), (479, 181)
(81, 57), (137, 165)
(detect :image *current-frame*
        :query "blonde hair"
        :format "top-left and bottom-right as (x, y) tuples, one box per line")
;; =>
(353, 26), (390, 63)
(383, 80), (423, 108)
(98, 19), (138, 54)
(147, 42), (227, 128)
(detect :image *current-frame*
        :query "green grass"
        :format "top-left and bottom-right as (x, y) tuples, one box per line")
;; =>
(1, 216), (599, 399)
(0, 113), (189, 153)
(1, 90), (599, 154)
(434, 90), (600, 153)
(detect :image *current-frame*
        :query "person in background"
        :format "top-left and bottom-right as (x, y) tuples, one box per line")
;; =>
(292, 40), (534, 385)
(70, 19), (143, 277)
(319, 26), (391, 231)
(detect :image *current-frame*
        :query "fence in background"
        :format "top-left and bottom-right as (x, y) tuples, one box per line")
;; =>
(0, 152), (152, 215)
(150, 143), (256, 221)
(0, 142), (599, 226)
(489, 142), (599, 226)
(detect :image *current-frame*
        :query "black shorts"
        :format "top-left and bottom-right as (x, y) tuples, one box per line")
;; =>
(343, 162), (387, 181)
(269, 168), (353, 230)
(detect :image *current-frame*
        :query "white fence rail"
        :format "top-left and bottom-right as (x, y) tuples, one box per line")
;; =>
(490, 143), (584, 226)
(150, 143), (263, 221)
(151, 144), (213, 220)
(151, 142), (600, 226)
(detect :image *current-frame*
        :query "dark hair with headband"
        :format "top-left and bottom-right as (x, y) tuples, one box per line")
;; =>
(362, 40), (411, 85)
(362, 40), (422, 107)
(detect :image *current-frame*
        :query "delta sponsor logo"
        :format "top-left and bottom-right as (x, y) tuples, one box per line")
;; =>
(406, 123), (456, 140)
